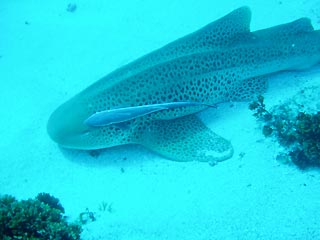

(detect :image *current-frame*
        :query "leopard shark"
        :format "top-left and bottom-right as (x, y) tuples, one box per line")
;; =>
(47, 6), (320, 162)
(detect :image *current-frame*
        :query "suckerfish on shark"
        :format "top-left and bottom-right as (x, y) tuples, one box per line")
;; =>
(84, 102), (216, 127)
(47, 7), (320, 162)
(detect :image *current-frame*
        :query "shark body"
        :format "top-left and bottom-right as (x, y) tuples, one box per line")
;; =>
(48, 7), (320, 162)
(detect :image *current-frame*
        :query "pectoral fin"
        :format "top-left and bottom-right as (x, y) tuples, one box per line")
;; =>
(138, 115), (233, 162)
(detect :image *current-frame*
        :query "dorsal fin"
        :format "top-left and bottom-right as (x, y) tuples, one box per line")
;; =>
(283, 18), (314, 33)
(133, 6), (252, 65)
(86, 7), (252, 92)
(163, 6), (252, 52)
(253, 18), (314, 39)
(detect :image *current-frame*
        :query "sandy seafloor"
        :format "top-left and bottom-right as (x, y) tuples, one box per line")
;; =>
(1, 0), (320, 239)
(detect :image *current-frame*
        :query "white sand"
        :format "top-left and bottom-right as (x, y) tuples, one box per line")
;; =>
(1, 0), (320, 239)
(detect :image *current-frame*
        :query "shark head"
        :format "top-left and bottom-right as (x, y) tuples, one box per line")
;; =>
(47, 96), (92, 149)
(47, 94), (133, 150)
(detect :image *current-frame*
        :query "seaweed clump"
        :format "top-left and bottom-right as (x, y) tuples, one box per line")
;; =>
(0, 193), (81, 240)
(250, 95), (320, 169)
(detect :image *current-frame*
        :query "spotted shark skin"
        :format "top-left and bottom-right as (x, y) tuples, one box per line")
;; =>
(47, 7), (320, 162)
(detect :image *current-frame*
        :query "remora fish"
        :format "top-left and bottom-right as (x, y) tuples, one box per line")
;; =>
(84, 102), (215, 127)
(47, 7), (320, 162)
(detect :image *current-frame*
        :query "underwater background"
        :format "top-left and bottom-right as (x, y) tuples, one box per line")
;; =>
(1, 0), (320, 239)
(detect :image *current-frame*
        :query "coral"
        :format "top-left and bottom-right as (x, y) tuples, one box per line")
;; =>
(36, 192), (65, 213)
(249, 95), (272, 121)
(0, 193), (81, 239)
(290, 112), (320, 168)
(250, 92), (320, 169)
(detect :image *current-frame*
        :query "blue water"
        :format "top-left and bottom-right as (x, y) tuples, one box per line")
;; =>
(1, 1), (320, 239)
